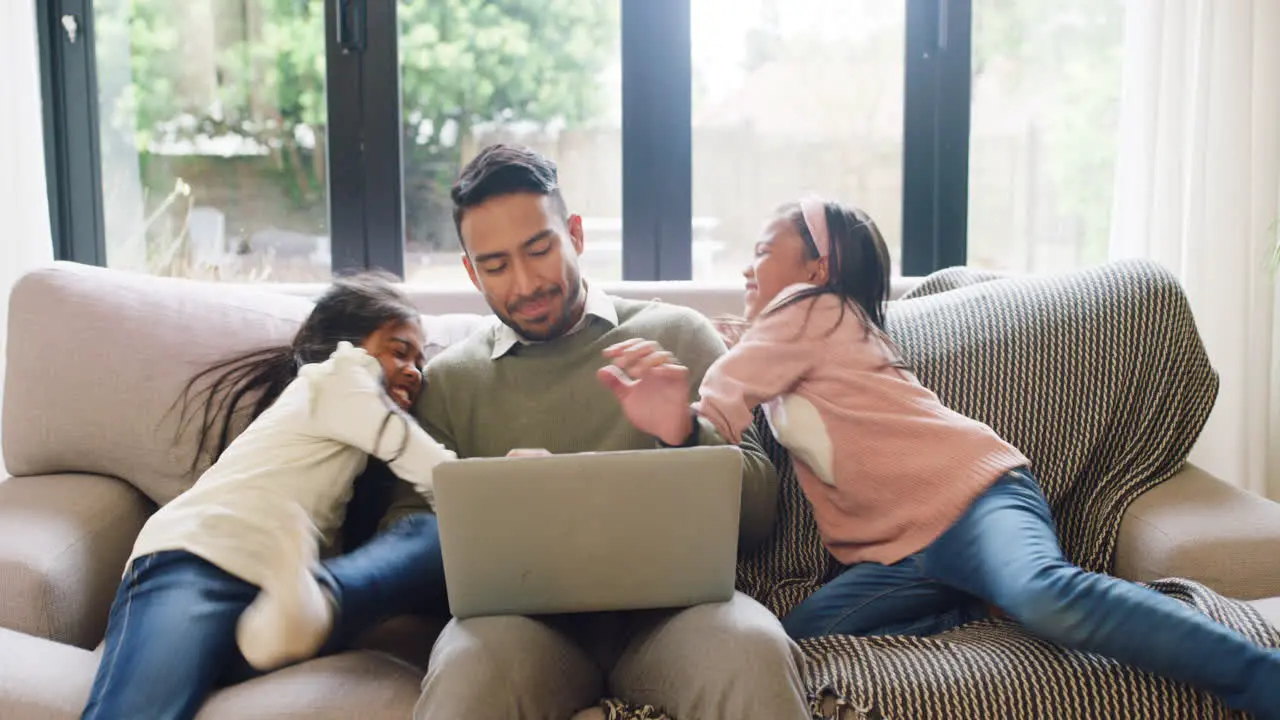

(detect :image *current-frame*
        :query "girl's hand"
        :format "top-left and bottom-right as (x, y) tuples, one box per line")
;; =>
(299, 341), (390, 416)
(597, 339), (694, 446)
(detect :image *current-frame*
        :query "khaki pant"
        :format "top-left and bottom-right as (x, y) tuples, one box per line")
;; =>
(414, 592), (810, 720)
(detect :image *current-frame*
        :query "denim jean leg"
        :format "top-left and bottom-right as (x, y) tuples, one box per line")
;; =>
(922, 470), (1280, 719)
(81, 551), (261, 720)
(318, 512), (449, 653)
(780, 554), (982, 640)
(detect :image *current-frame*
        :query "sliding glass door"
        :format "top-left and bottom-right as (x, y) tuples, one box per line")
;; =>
(41, 1), (1123, 282)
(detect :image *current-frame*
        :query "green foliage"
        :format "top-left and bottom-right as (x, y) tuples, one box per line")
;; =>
(973, 0), (1126, 266)
(397, 0), (619, 226)
(97, 0), (618, 247)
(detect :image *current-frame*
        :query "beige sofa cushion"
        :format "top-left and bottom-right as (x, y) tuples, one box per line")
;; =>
(3, 263), (313, 505)
(2, 263), (490, 506)
(0, 626), (98, 719)
(1250, 597), (1280, 631)
(194, 652), (424, 719)
(1115, 463), (1280, 600)
(0, 474), (151, 648)
(0, 626), (424, 720)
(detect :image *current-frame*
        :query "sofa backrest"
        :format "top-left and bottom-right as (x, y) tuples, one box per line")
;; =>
(235, 278), (924, 319)
(2, 263), (911, 505)
(2, 263), (315, 504)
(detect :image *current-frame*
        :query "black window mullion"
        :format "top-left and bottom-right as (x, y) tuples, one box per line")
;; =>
(935, 0), (971, 270)
(621, 0), (692, 281)
(326, 0), (403, 278)
(325, 0), (369, 275)
(902, 0), (971, 276)
(359, 0), (404, 278)
(38, 0), (106, 266)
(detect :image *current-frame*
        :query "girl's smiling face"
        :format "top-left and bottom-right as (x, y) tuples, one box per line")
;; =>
(361, 319), (425, 410)
(742, 215), (826, 320)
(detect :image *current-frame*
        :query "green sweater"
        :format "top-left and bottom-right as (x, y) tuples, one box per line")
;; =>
(386, 296), (780, 551)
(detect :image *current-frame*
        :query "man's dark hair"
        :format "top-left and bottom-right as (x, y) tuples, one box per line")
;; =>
(450, 144), (569, 247)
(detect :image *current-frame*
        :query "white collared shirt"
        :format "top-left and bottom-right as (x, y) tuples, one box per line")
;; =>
(490, 283), (619, 359)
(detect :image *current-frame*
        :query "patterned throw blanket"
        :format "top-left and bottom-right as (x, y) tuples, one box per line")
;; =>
(599, 260), (1280, 719)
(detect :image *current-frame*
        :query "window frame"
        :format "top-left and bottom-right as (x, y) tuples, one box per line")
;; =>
(902, 0), (972, 275)
(39, 0), (973, 282)
(38, 0), (106, 266)
(38, 0), (383, 276)
(327, 0), (405, 277)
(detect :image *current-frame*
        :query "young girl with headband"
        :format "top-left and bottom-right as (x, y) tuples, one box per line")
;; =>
(602, 198), (1280, 718)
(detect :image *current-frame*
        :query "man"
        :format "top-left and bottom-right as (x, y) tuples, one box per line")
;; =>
(389, 144), (810, 719)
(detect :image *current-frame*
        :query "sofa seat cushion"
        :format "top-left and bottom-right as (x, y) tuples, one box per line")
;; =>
(0, 626), (99, 719)
(1249, 596), (1280, 632)
(350, 614), (445, 671)
(195, 652), (424, 720)
(0, 626), (425, 720)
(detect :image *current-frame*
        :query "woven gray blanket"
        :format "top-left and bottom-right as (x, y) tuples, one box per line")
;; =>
(599, 260), (1278, 719)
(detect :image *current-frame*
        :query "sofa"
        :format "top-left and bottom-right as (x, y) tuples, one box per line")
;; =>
(3, 260), (1280, 719)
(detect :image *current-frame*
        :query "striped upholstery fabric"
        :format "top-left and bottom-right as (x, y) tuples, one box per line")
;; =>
(600, 260), (1279, 719)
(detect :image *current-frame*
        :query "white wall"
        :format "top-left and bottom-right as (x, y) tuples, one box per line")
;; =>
(0, 1), (54, 476)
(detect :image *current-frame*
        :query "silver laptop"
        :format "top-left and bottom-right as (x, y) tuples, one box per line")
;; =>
(432, 445), (743, 619)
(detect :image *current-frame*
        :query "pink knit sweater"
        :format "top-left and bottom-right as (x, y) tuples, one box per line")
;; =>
(695, 285), (1030, 566)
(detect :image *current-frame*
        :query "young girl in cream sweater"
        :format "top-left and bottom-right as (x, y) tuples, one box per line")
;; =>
(82, 274), (455, 720)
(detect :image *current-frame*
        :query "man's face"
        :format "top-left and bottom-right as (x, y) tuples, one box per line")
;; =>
(460, 192), (587, 341)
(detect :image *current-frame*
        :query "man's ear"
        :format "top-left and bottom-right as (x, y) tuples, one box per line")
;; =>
(462, 252), (482, 292)
(567, 214), (585, 255)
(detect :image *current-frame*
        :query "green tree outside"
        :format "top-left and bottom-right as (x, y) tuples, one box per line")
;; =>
(96, 0), (619, 253)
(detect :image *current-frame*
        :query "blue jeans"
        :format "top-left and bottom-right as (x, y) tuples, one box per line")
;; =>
(81, 513), (445, 720)
(781, 469), (1280, 719)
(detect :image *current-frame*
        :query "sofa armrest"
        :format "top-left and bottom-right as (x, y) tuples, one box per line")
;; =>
(0, 473), (152, 648)
(1115, 464), (1280, 599)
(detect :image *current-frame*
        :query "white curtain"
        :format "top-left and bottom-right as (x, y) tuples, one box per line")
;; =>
(1109, 0), (1280, 498)
(0, 0), (54, 477)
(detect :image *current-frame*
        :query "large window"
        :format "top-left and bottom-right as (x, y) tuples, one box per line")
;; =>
(691, 0), (906, 281)
(39, 0), (1127, 283)
(92, 0), (332, 282)
(399, 1), (623, 286)
(967, 0), (1125, 273)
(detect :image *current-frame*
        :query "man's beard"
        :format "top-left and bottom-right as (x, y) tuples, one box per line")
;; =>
(500, 275), (585, 342)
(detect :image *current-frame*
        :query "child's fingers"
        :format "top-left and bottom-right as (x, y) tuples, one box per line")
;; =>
(652, 363), (689, 379)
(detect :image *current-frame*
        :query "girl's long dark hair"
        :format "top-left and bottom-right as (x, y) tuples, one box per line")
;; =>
(764, 201), (909, 369)
(174, 272), (420, 473)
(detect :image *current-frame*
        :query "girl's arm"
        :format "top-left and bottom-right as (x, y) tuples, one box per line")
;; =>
(694, 293), (839, 443)
(300, 342), (455, 501)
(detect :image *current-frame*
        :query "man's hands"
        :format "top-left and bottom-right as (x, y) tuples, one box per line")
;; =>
(597, 339), (695, 447)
